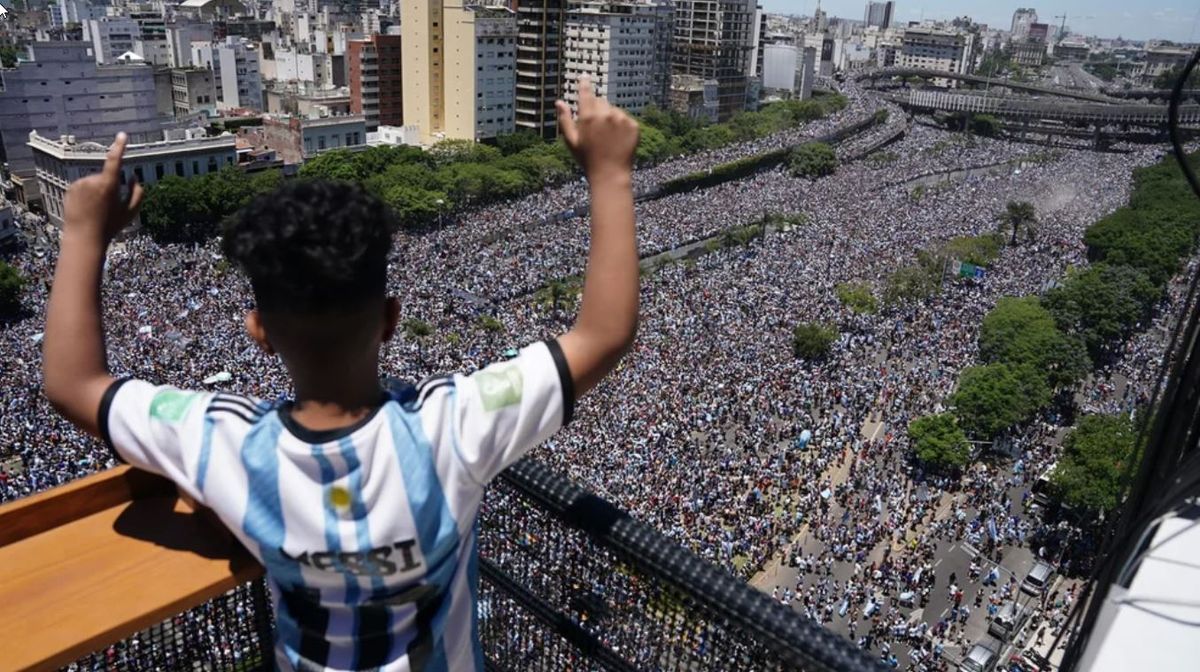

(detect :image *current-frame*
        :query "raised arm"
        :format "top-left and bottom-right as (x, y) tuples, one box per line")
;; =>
(553, 76), (640, 398)
(43, 133), (144, 436)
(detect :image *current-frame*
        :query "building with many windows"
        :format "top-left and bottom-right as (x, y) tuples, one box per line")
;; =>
(130, 7), (171, 65)
(1010, 8), (1037, 41)
(239, 114), (366, 164)
(192, 36), (264, 110)
(563, 0), (667, 115)
(348, 33), (403, 131)
(170, 67), (218, 118)
(863, 1), (893, 30)
(29, 128), (237, 227)
(403, 0), (516, 144)
(514, 0), (567, 138)
(671, 0), (757, 121)
(87, 17), (140, 65)
(896, 27), (975, 86)
(0, 41), (167, 205)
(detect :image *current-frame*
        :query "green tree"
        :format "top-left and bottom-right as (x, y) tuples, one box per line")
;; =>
(384, 184), (449, 229)
(681, 124), (735, 152)
(0, 45), (21, 68)
(789, 142), (838, 179)
(1000, 201), (1037, 246)
(141, 175), (216, 242)
(402, 318), (432, 338)
(635, 123), (673, 165)
(792, 322), (838, 359)
(1051, 414), (1140, 514)
(429, 139), (502, 166)
(297, 149), (360, 181)
(1153, 65), (1200, 90)
(950, 363), (1050, 438)
(979, 296), (1090, 388)
(0, 261), (25, 315)
(1083, 207), (1193, 287)
(494, 131), (544, 156)
(835, 282), (877, 314)
(884, 264), (938, 305)
(970, 114), (1001, 137)
(908, 413), (971, 469)
(478, 315), (505, 333)
(1044, 263), (1161, 361)
(941, 233), (1003, 267)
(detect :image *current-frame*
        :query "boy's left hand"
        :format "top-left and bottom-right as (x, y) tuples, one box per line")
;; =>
(63, 132), (144, 243)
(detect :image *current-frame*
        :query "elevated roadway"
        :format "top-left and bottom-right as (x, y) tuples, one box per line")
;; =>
(858, 67), (1120, 103)
(889, 90), (1200, 128)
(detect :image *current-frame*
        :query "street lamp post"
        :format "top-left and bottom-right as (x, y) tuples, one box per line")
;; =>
(435, 198), (445, 232)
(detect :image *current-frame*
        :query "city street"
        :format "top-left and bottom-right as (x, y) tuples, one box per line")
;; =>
(753, 414), (1077, 670)
(1047, 64), (1106, 91)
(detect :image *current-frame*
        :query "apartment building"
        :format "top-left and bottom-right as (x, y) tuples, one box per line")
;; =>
(348, 33), (402, 130)
(192, 36), (264, 110)
(896, 27), (975, 85)
(514, 0), (566, 138)
(0, 42), (166, 204)
(671, 0), (757, 121)
(403, 0), (516, 144)
(563, 0), (669, 115)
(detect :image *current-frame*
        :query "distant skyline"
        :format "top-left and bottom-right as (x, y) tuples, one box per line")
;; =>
(761, 1), (1200, 43)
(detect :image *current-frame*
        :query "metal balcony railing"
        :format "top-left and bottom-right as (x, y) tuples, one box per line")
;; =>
(2, 460), (883, 672)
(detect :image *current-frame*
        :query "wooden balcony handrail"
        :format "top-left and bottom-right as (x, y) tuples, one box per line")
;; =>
(0, 466), (264, 672)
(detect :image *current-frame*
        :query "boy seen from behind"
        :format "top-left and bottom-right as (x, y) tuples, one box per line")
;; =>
(42, 77), (640, 671)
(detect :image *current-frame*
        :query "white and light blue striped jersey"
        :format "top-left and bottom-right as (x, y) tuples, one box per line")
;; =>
(99, 340), (574, 672)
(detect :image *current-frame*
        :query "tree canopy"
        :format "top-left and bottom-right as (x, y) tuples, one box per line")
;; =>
(633, 96), (846, 165)
(950, 363), (1050, 439)
(140, 167), (282, 243)
(792, 322), (838, 360)
(1044, 263), (1161, 362)
(789, 142), (838, 179)
(1051, 414), (1140, 514)
(978, 296), (1090, 389)
(0, 261), (25, 315)
(836, 282), (877, 314)
(1083, 205), (1195, 287)
(908, 413), (971, 469)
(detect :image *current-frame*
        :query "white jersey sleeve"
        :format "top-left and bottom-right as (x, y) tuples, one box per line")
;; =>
(99, 378), (216, 503)
(444, 339), (574, 485)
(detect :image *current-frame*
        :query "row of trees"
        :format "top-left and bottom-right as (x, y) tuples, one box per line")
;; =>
(140, 167), (283, 243)
(637, 95), (847, 165)
(908, 153), (1199, 515)
(143, 96), (849, 242)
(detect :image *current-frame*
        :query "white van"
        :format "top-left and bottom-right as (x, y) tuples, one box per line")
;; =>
(988, 600), (1029, 640)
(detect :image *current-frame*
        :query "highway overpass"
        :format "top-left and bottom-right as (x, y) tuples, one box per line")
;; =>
(890, 90), (1200, 128)
(858, 67), (1120, 103)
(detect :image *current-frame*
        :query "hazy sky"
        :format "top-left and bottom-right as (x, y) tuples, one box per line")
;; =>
(762, 1), (1200, 43)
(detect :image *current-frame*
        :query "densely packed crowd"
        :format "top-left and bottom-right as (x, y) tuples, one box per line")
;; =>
(6, 83), (1191, 671)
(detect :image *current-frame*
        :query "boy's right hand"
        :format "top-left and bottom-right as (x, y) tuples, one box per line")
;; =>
(556, 75), (639, 181)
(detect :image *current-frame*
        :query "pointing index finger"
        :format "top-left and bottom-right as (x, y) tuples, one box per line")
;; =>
(103, 132), (128, 180)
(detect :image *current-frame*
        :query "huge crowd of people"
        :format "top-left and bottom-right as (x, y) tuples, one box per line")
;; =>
(6, 82), (1193, 671)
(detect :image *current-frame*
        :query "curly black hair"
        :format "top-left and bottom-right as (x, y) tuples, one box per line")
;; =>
(223, 179), (397, 313)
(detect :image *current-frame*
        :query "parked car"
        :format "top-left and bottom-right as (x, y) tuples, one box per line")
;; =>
(960, 642), (999, 672)
(1021, 561), (1054, 596)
